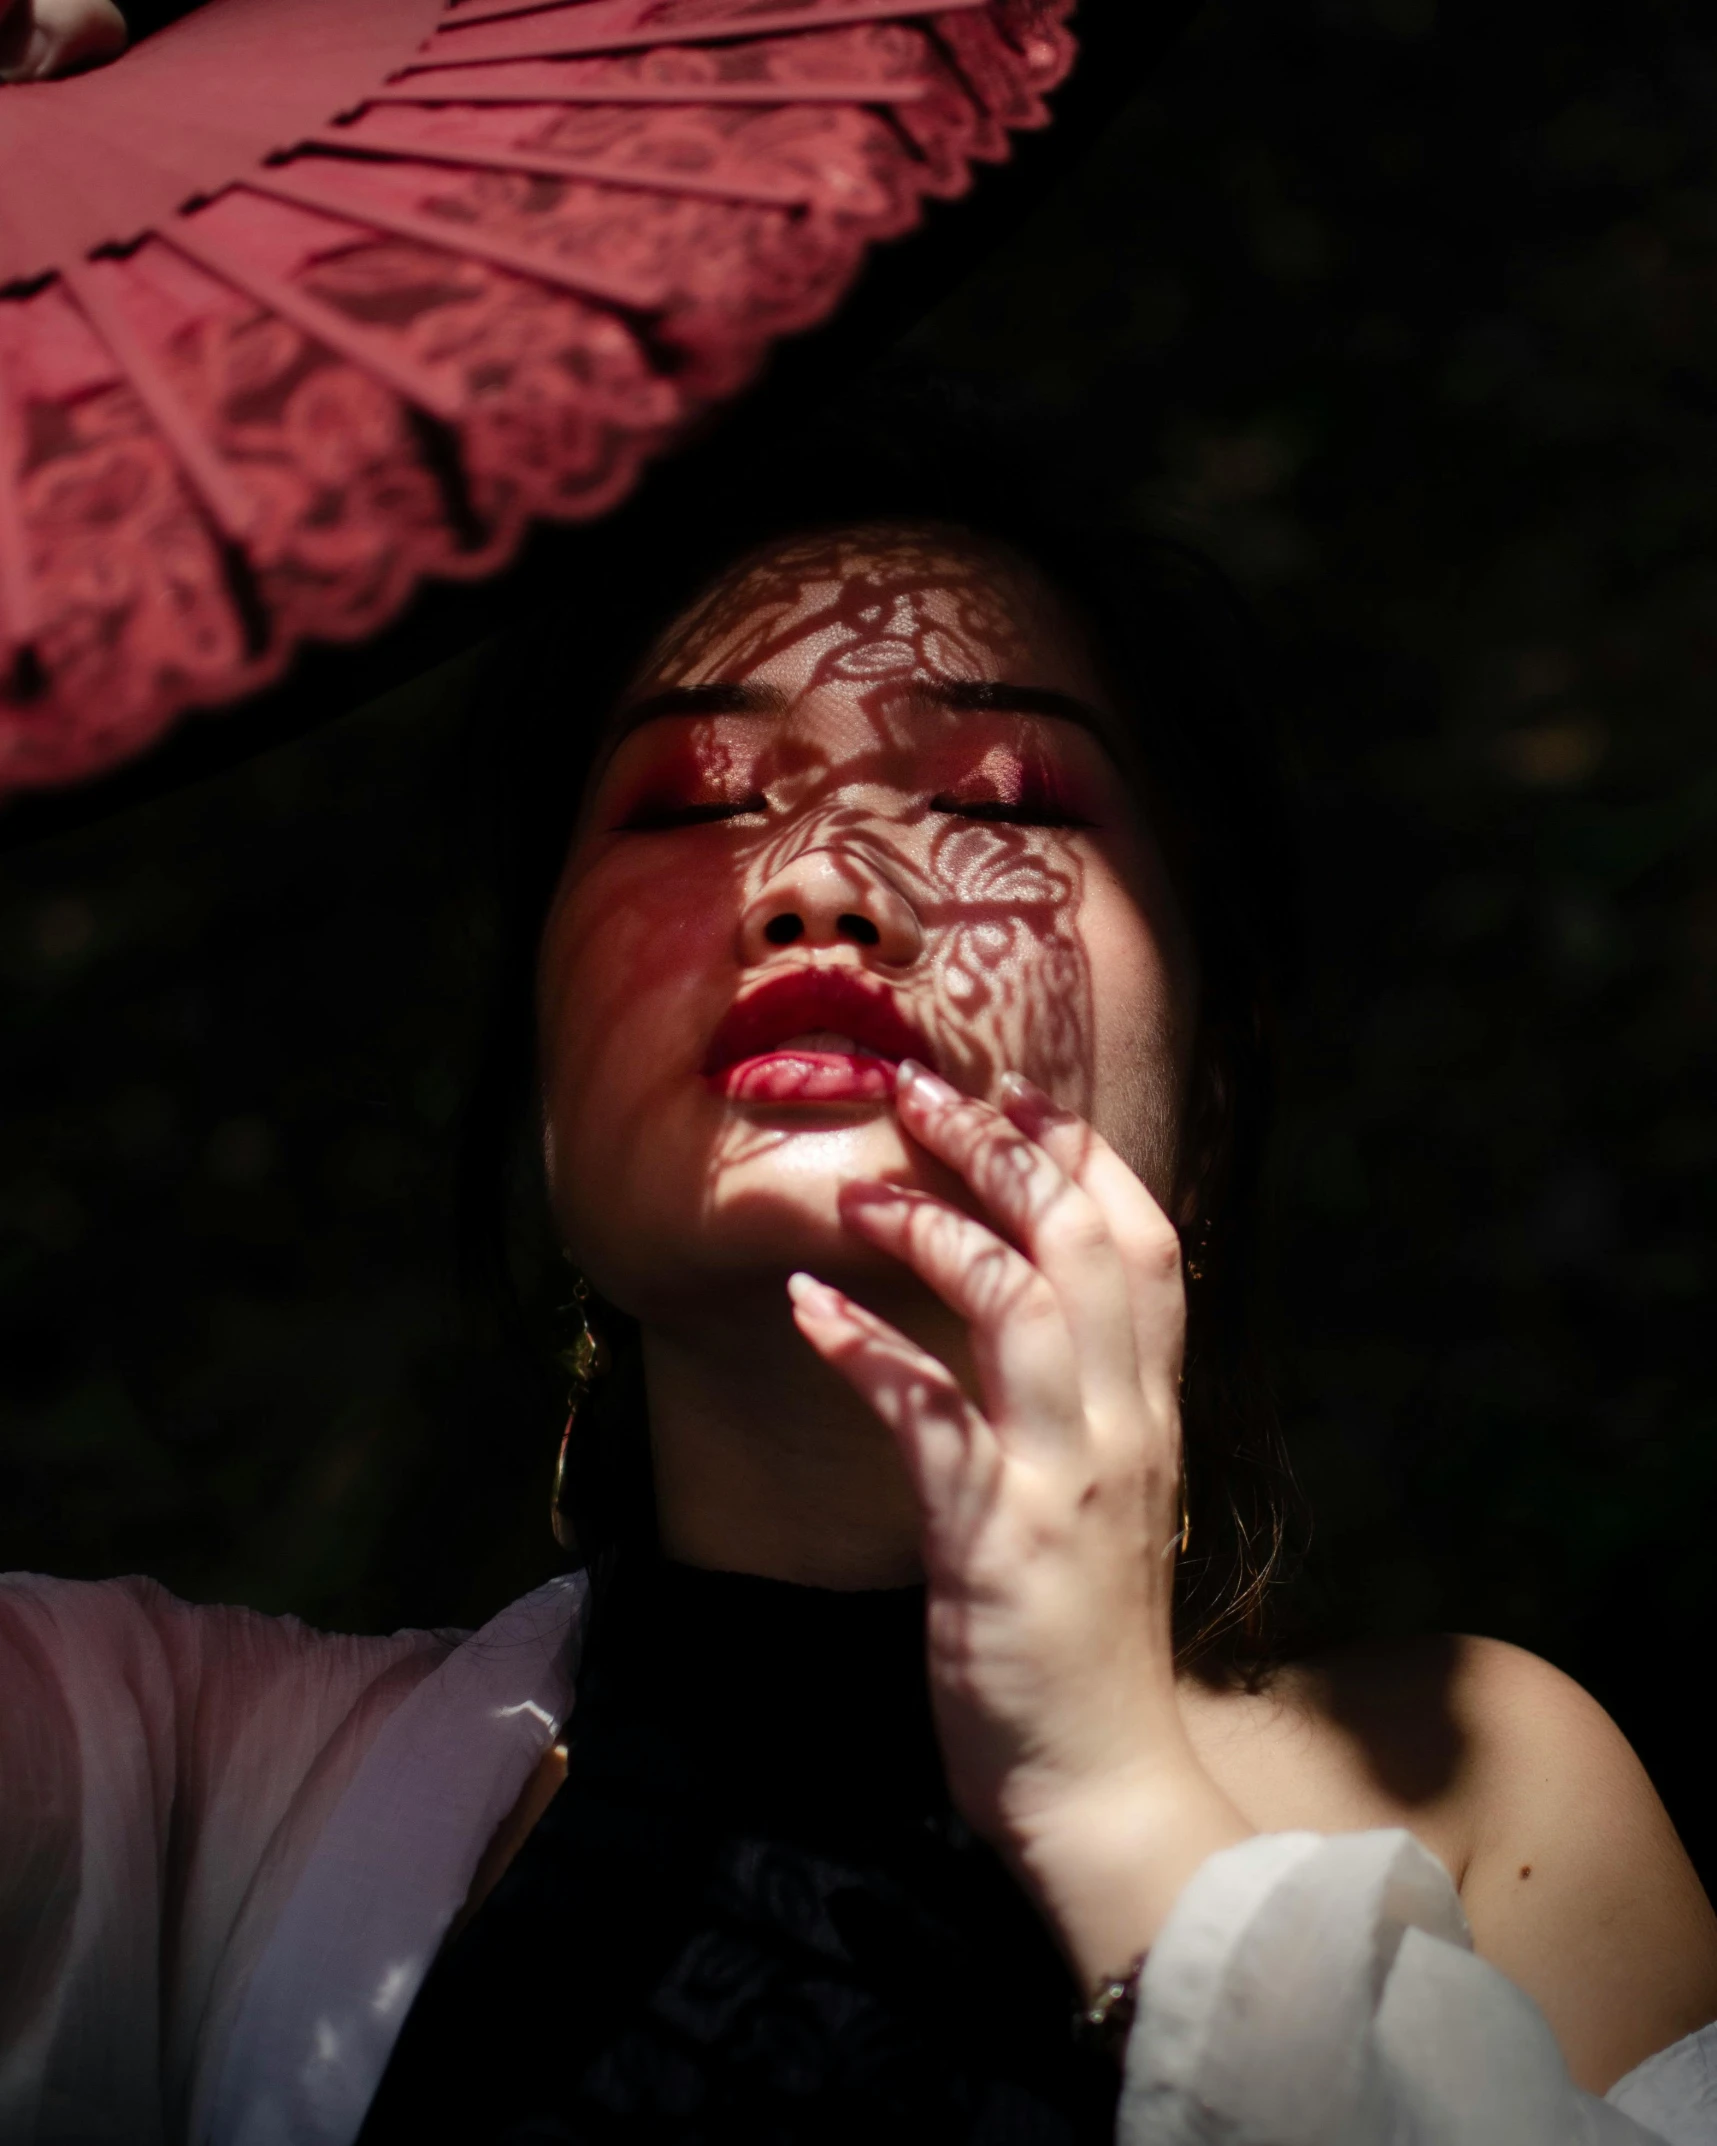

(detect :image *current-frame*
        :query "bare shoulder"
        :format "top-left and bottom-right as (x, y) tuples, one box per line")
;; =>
(1179, 1633), (1717, 2091)
(1178, 1632), (1489, 1864)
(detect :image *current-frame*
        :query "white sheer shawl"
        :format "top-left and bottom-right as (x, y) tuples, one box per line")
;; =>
(0, 1573), (1709, 2145)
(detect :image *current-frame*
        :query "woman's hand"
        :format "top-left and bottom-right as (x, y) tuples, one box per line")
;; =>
(0, 0), (126, 83)
(788, 1061), (1253, 1994)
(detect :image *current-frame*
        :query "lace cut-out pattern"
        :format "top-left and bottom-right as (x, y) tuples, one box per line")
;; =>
(0, 0), (1075, 798)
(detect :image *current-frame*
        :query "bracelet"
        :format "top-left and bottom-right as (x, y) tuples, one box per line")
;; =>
(1071, 1952), (1145, 2060)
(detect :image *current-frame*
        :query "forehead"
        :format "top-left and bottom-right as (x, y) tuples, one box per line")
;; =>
(636, 522), (1107, 704)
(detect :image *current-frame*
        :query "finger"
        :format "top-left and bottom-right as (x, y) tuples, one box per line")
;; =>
(786, 1272), (998, 1531)
(892, 1061), (1139, 1411)
(997, 1073), (1186, 1398)
(0, 0), (124, 81)
(838, 1183), (1084, 1454)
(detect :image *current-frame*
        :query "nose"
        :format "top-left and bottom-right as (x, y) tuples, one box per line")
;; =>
(738, 846), (923, 968)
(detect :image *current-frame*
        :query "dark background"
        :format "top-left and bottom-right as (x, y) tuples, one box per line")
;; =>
(5, 0), (1716, 1886)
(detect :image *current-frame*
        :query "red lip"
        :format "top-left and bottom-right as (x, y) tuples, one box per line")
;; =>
(704, 967), (934, 1106)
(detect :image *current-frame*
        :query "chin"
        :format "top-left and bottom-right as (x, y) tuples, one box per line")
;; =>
(573, 1109), (947, 1316)
(701, 1112), (923, 1267)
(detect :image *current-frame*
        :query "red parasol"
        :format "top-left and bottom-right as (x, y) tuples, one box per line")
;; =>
(0, 0), (1075, 800)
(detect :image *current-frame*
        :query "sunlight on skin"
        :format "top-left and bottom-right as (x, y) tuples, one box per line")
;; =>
(522, 525), (1717, 2062)
(538, 525), (1197, 1339)
(525, 506), (1717, 2060)
(527, 526), (1717, 2068)
(532, 522), (1247, 1997)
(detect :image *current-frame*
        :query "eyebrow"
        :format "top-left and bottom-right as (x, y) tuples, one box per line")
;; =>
(608, 680), (785, 738)
(912, 680), (1108, 730)
(609, 676), (1105, 740)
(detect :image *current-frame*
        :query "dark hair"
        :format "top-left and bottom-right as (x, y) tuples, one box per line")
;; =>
(462, 368), (1304, 1676)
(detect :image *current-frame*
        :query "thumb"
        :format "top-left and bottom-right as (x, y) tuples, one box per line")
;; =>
(1, 0), (127, 83)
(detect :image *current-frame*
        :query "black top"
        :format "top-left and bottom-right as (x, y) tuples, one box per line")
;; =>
(357, 1556), (1118, 2145)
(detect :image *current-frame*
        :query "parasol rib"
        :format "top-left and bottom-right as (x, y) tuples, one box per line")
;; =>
(431, 0), (988, 43)
(59, 258), (260, 542)
(412, 10), (982, 70)
(302, 124), (814, 206)
(163, 222), (468, 424)
(241, 165), (673, 312)
(369, 69), (922, 102)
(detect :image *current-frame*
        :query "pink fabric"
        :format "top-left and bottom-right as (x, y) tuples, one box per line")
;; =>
(0, 0), (1077, 799)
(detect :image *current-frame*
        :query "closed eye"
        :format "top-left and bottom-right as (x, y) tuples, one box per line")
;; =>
(617, 794), (768, 831)
(929, 793), (1094, 829)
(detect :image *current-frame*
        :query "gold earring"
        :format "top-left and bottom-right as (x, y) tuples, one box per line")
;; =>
(551, 1274), (608, 1552)
(1162, 1472), (1191, 1563)
(1183, 1218), (1212, 1286)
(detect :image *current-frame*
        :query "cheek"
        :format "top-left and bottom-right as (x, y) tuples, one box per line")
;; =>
(1079, 871), (1192, 1198)
(916, 826), (1090, 1099)
(537, 847), (735, 1185)
(544, 846), (727, 1042)
(918, 828), (1179, 1137)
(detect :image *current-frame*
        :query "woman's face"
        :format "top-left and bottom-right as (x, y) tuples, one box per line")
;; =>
(537, 525), (1197, 1324)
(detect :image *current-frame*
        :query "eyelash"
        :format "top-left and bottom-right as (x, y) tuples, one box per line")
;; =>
(929, 794), (1094, 830)
(617, 795), (767, 831)
(616, 793), (1093, 832)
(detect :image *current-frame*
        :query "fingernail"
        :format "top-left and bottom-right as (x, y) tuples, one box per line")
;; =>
(896, 1058), (959, 1105)
(787, 1271), (841, 1316)
(998, 1070), (1068, 1124)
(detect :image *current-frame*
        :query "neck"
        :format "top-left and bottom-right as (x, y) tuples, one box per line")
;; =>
(644, 1286), (934, 1590)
